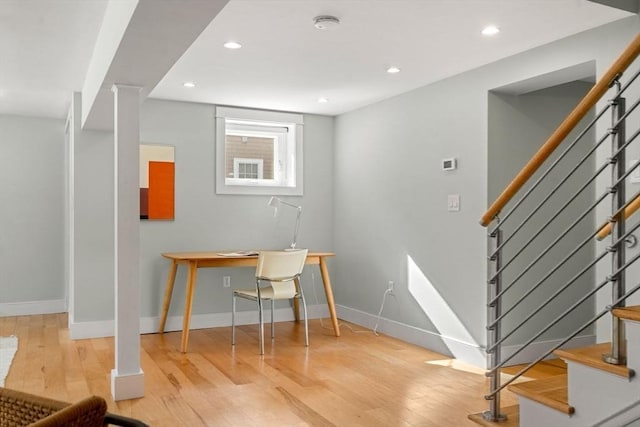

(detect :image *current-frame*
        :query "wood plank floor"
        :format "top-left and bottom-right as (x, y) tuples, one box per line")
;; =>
(1, 313), (521, 426)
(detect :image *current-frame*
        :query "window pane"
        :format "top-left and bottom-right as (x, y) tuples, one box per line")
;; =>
(237, 162), (260, 179)
(215, 106), (303, 195)
(225, 135), (274, 179)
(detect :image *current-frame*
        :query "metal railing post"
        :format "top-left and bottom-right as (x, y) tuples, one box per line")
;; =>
(604, 82), (627, 365)
(484, 223), (506, 422)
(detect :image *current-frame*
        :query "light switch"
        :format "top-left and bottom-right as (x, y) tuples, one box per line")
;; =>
(447, 194), (460, 212)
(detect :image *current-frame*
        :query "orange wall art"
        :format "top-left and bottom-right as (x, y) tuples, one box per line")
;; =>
(140, 144), (175, 220)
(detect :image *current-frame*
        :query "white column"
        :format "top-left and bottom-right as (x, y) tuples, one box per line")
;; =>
(66, 93), (79, 326)
(111, 83), (144, 401)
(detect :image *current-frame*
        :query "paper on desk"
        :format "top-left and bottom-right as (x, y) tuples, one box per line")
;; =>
(217, 250), (259, 257)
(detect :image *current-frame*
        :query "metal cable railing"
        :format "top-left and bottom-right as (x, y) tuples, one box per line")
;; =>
(489, 90), (640, 278)
(488, 249), (640, 378)
(489, 171), (608, 294)
(487, 62), (640, 235)
(489, 117), (609, 255)
(489, 134), (640, 305)
(486, 270), (640, 399)
(480, 33), (640, 226)
(479, 32), (640, 422)
(487, 215), (640, 338)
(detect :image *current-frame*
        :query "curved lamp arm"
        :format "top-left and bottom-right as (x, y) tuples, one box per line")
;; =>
(268, 196), (302, 249)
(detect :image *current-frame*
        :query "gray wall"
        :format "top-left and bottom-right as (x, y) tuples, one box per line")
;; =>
(333, 16), (640, 353)
(70, 98), (334, 323)
(333, 70), (488, 350)
(4, 15), (640, 362)
(488, 81), (596, 345)
(0, 100), (333, 323)
(72, 122), (114, 322)
(0, 115), (65, 307)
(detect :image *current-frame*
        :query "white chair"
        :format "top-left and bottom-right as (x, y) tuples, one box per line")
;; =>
(231, 249), (309, 354)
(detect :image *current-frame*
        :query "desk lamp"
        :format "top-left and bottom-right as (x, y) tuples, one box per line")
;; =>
(268, 196), (302, 249)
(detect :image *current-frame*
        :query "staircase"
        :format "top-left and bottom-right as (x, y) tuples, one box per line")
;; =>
(471, 307), (640, 426)
(471, 32), (640, 427)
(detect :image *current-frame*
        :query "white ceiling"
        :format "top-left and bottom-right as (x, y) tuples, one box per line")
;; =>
(0, 0), (107, 119)
(0, 0), (633, 121)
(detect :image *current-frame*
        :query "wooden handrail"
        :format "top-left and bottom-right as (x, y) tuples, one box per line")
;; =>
(480, 33), (640, 227)
(596, 194), (640, 240)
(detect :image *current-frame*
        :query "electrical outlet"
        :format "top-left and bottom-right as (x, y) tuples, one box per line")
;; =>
(387, 280), (395, 295)
(223, 276), (231, 288)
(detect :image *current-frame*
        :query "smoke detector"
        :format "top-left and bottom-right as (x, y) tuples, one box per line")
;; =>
(313, 15), (340, 30)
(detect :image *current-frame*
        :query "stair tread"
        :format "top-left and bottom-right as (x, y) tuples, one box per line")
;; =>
(508, 374), (574, 415)
(554, 343), (633, 378)
(502, 358), (567, 378)
(613, 305), (640, 322)
(468, 404), (519, 426)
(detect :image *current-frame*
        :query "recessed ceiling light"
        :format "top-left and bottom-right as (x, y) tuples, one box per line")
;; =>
(223, 41), (242, 49)
(313, 15), (340, 30)
(317, 97), (329, 103)
(482, 25), (500, 36)
(183, 81), (196, 88)
(387, 66), (401, 74)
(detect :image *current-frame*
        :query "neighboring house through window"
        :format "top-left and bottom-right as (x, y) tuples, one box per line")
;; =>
(234, 158), (263, 179)
(215, 106), (303, 195)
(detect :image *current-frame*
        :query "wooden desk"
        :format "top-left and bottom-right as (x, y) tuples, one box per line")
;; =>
(158, 251), (339, 352)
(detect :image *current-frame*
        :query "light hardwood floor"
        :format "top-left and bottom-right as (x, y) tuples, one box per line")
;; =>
(1, 313), (523, 426)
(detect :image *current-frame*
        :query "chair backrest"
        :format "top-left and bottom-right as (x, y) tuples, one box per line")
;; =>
(256, 249), (308, 282)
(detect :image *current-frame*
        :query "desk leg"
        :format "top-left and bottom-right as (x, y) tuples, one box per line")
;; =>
(319, 256), (340, 337)
(293, 278), (301, 322)
(181, 261), (198, 353)
(158, 260), (178, 333)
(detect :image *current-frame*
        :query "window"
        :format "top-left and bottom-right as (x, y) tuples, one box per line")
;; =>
(216, 106), (303, 195)
(234, 158), (263, 179)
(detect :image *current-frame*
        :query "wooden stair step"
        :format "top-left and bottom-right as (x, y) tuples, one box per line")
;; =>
(508, 374), (574, 415)
(613, 305), (640, 322)
(554, 342), (634, 378)
(468, 404), (519, 427)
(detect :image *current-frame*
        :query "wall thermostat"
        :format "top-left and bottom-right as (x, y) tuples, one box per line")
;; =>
(442, 158), (457, 171)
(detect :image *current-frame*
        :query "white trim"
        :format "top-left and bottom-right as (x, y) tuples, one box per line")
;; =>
(69, 304), (330, 339)
(336, 304), (597, 369)
(216, 106), (303, 196)
(336, 304), (487, 367)
(594, 400), (640, 427)
(111, 369), (144, 401)
(216, 106), (303, 124)
(70, 319), (115, 339)
(0, 299), (66, 317)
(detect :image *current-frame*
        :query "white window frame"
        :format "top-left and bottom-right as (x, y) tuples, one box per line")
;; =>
(216, 106), (303, 195)
(233, 158), (264, 180)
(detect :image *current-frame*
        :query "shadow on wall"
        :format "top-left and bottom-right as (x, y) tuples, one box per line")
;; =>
(407, 255), (485, 367)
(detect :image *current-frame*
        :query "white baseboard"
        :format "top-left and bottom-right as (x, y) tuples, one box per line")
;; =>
(336, 304), (596, 369)
(0, 299), (66, 317)
(70, 304), (330, 340)
(336, 304), (487, 367)
(13, 300), (596, 369)
(70, 319), (115, 339)
(111, 369), (144, 401)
